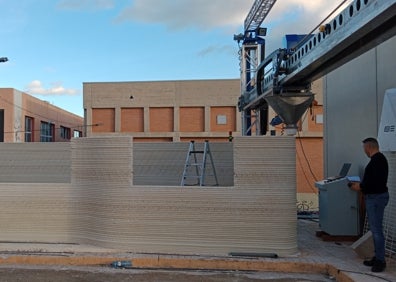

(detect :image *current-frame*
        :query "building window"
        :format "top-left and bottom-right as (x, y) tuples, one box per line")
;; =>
(25, 116), (34, 142)
(40, 121), (54, 142)
(60, 126), (71, 140)
(73, 130), (82, 138)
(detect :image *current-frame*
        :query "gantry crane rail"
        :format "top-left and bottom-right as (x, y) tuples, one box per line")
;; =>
(237, 0), (396, 135)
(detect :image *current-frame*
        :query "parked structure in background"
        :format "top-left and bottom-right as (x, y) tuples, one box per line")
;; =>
(0, 88), (84, 142)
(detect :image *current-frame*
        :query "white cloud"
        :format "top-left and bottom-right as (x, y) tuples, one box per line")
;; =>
(115, 0), (351, 34)
(116, 0), (253, 30)
(57, 0), (114, 11)
(114, 0), (353, 54)
(25, 80), (79, 96)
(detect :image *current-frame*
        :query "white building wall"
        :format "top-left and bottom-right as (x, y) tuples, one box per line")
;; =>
(324, 36), (396, 177)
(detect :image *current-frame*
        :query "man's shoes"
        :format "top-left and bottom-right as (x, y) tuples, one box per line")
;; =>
(363, 257), (376, 266)
(371, 260), (386, 273)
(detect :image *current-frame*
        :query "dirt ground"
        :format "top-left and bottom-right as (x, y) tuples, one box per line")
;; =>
(0, 265), (335, 282)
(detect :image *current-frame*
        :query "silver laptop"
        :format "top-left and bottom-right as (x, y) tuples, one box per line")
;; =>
(326, 163), (351, 181)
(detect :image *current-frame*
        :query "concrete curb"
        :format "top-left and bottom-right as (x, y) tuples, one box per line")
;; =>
(0, 255), (355, 282)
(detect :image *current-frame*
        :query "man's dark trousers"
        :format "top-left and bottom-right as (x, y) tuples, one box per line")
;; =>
(365, 192), (389, 261)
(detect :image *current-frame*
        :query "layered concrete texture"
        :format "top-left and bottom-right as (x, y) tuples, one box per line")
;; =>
(0, 142), (231, 185)
(0, 136), (297, 257)
(0, 183), (73, 243)
(0, 143), (71, 183)
(71, 136), (297, 256)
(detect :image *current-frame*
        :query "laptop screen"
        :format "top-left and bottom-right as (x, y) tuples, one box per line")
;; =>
(339, 163), (352, 177)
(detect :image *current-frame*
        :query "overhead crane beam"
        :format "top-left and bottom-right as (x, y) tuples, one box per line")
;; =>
(237, 0), (396, 135)
(244, 0), (277, 32)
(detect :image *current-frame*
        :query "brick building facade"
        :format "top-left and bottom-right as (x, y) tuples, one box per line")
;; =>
(84, 79), (240, 142)
(0, 88), (83, 142)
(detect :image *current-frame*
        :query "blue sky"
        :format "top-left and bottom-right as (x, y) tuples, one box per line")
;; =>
(0, 0), (346, 117)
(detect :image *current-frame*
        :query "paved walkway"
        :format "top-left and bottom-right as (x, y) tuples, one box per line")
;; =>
(0, 220), (394, 282)
(295, 219), (395, 281)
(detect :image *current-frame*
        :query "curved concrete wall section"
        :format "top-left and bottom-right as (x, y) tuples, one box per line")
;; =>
(0, 143), (71, 183)
(70, 136), (297, 256)
(70, 136), (133, 245)
(89, 185), (297, 255)
(71, 136), (133, 187)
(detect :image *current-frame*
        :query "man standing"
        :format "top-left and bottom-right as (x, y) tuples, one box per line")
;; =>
(350, 137), (389, 273)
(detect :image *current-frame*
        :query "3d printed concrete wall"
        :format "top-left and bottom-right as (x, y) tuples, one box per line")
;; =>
(70, 136), (298, 256)
(0, 143), (71, 183)
(0, 183), (73, 243)
(0, 142), (233, 186)
(0, 136), (299, 256)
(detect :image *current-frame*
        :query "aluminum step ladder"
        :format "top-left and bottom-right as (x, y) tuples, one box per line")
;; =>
(181, 140), (219, 186)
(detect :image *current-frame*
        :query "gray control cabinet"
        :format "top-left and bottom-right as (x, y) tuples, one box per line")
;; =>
(315, 178), (360, 236)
